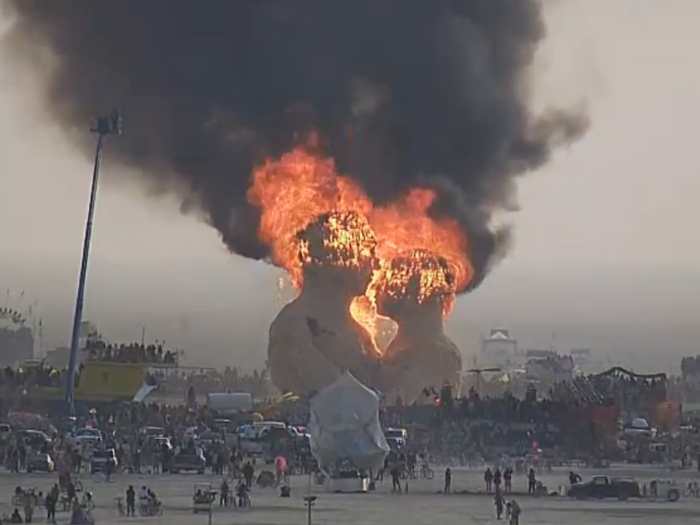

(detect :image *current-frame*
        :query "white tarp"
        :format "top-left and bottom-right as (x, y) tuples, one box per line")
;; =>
(132, 383), (158, 403)
(308, 372), (389, 473)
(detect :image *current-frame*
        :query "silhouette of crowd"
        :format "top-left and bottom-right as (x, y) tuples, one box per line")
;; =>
(85, 339), (178, 364)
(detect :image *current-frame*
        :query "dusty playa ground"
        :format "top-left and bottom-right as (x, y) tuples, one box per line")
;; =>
(0, 466), (698, 525)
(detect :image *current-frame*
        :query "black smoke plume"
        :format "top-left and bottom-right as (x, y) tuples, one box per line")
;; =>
(0, 0), (588, 292)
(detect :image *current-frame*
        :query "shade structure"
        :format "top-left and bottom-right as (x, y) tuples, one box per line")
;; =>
(308, 371), (389, 473)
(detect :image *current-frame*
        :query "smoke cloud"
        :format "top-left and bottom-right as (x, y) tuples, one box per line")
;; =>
(0, 0), (588, 291)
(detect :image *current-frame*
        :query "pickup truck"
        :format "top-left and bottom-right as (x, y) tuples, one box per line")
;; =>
(567, 476), (641, 500)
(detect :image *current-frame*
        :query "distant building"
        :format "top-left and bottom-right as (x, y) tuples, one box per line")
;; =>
(0, 308), (34, 366)
(44, 346), (73, 369)
(480, 329), (517, 367)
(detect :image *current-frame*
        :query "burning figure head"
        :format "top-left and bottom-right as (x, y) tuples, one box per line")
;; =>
(267, 210), (382, 395)
(376, 249), (462, 404)
(376, 248), (456, 319)
(297, 210), (377, 296)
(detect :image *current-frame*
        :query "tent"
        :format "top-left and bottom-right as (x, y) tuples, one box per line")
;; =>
(308, 372), (389, 473)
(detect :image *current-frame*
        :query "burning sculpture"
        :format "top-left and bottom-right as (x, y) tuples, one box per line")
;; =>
(250, 145), (471, 400)
(267, 211), (381, 394)
(375, 250), (462, 404)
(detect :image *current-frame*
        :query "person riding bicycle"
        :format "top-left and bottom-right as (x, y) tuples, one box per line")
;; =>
(138, 486), (150, 510)
(236, 481), (250, 508)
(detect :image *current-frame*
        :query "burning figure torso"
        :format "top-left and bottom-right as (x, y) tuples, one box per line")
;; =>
(379, 303), (462, 405)
(375, 251), (462, 404)
(268, 270), (382, 395)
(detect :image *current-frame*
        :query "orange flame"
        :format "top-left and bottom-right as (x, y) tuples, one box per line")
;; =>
(246, 140), (474, 344)
(247, 146), (371, 287)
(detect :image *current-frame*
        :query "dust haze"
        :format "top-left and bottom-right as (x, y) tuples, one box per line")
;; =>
(5, 258), (700, 373)
(1, 0), (700, 374)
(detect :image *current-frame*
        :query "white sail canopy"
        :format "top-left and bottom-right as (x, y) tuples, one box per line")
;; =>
(308, 372), (389, 473)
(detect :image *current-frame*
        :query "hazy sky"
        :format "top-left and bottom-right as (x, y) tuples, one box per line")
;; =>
(1, 1), (699, 371)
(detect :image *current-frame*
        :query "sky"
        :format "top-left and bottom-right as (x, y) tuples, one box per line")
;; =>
(1, 0), (699, 372)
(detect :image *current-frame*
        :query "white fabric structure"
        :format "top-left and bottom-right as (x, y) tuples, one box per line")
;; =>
(132, 383), (158, 403)
(308, 372), (389, 473)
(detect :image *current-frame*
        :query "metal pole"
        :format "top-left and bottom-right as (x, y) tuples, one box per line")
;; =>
(65, 133), (105, 416)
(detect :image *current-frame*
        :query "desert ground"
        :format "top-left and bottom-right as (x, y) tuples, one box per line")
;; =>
(1, 465), (698, 525)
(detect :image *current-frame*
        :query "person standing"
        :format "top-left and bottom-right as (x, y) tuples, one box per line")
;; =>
(484, 467), (493, 493)
(527, 468), (536, 494)
(46, 484), (58, 524)
(126, 485), (136, 517)
(494, 468), (502, 493)
(494, 489), (504, 520)
(390, 464), (402, 494)
(504, 467), (513, 493)
(444, 468), (452, 494)
(510, 499), (521, 525)
(243, 461), (255, 488)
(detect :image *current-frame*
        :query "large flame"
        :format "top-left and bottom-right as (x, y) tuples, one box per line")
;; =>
(247, 145), (371, 287)
(247, 141), (474, 345)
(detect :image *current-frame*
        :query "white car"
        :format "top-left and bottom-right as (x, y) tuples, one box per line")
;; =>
(69, 427), (103, 447)
(0, 423), (12, 442)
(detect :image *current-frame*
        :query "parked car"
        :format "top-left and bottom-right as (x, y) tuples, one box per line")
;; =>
(90, 448), (118, 474)
(568, 476), (641, 500)
(148, 436), (173, 452)
(170, 452), (206, 474)
(27, 451), (55, 473)
(68, 427), (103, 447)
(0, 423), (12, 443)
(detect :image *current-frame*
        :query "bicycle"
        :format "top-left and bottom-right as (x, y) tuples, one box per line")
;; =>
(139, 500), (163, 517)
(115, 497), (125, 517)
(419, 465), (435, 480)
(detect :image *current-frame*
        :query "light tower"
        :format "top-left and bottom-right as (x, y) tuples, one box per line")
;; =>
(65, 110), (122, 416)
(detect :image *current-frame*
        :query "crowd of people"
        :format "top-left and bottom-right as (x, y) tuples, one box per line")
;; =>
(85, 339), (178, 365)
(1, 363), (64, 389)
